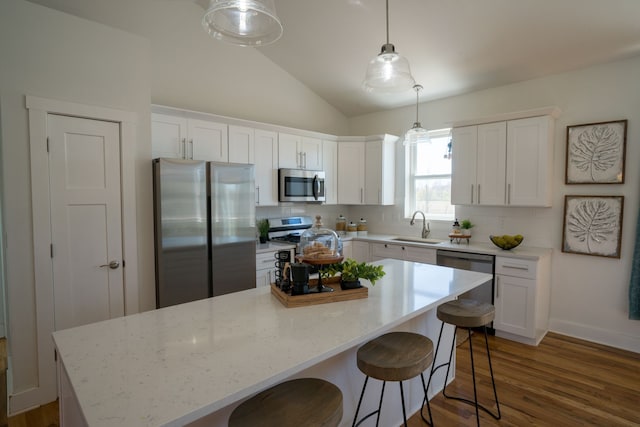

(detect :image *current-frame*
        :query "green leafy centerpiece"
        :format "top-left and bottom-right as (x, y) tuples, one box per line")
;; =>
(322, 258), (385, 290)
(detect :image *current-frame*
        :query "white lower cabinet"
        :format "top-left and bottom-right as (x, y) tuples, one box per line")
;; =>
(352, 241), (370, 262)
(341, 240), (352, 259)
(494, 254), (551, 345)
(369, 242), (436, 264)
(256, 248), (293, 287)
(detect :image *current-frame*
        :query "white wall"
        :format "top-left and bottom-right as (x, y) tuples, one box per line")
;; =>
(348, 56), (640, 352)
(0, 0), (351, 412)
(0, 0), (153, 410)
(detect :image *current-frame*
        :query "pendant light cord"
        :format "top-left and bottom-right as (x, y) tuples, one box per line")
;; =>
(385, 0), (390, 44)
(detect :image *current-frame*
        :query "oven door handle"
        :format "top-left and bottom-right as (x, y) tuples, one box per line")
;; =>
(312, 174), (320, 200)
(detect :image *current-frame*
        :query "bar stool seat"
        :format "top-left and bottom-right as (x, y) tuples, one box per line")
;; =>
(229, 378), (343, 427)
(428, 299), (501, 427)
(353, 331), (434, 426)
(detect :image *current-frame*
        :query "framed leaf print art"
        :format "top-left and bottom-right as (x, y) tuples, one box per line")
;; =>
(565, 120), (627, 184)
(562, 195), (624, 258)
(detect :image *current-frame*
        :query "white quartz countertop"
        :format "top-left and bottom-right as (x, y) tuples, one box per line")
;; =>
(52, 259), (491, 427)
(356, 234), (552, 260)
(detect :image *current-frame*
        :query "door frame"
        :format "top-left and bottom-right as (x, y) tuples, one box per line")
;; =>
(18, 95), (139, 411)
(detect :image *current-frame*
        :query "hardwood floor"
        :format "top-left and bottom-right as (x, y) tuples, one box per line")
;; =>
(8, 333), (639, 427)
(408, 332), (640, 426)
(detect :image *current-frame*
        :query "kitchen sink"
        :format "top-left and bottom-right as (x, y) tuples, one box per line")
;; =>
(391, 237), (444, 245)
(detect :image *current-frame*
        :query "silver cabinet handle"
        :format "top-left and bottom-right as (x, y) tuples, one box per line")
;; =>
(189, 139), (194, 160)
(496, 276), (499, 298)
(470, 184), (474, 204)
(503, 264), (529, 271)
(303, 152), (307, 169)
(297, 152), (302, 168)
(100, 260), (120, 269)
(360, 188), (364, 204)
(507, 183), (511, 204)
(256, 186), (260, 204)
(181, 138), (187, 159)
(477, 184), (481, 204)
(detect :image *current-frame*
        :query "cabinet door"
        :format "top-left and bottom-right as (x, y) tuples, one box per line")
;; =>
(341, 240), (353, 259)
(302, 137), (323, 170)
(254, 129), (279, 206)
(338, 142), (365, 204)
(450, 126), (477, 205)
(476, 122), (506, 205)
(494, 274), (536, 338)
(370, 243), (405, 261)
(151, 113), (187, 159)
(322, 140), (338, 205)
(352, 241), (370, 262)
(278, 133), (302, 168)
(188, 118), (228, 162)
(506, 116), (553, 206)
(228, 125), (254, 164)
(404, 246), (436, 264)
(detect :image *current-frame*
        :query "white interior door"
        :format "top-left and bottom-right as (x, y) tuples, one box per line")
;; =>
(48, 114), (124, 331)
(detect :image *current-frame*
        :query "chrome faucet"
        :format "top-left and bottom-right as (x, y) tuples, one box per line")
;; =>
(410, 210), (430, 239)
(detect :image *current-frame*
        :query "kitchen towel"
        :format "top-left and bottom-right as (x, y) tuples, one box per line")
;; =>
(629, 205), (640, 320)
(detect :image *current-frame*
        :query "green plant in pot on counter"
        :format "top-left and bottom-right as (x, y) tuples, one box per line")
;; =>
(460, 219), (474, 236)
(322, 258), (386, 290)
(257, 219), (270, 243)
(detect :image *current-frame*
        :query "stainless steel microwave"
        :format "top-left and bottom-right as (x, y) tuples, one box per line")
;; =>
(278, 169), (325, 202)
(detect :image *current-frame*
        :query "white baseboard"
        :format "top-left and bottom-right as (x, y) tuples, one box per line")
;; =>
(548, 318), (640, 353)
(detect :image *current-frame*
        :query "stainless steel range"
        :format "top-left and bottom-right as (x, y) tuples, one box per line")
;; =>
(267, 216), (314, 254)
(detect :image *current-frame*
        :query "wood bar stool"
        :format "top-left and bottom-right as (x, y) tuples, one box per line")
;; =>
(427, 299), (501, 427)
(229, 377), (343, 427)
(353, 331), (434, 427)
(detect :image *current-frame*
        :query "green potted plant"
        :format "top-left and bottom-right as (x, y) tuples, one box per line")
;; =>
(460, 219), (474, 236)
(323, 258), (386, 290)
(257, 219), (270, 243)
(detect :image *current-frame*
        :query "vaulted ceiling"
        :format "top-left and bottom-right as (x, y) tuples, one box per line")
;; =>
(25, 0), (640, 117)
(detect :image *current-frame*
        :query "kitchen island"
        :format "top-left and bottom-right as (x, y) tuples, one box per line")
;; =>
(52, 259), (492, 427)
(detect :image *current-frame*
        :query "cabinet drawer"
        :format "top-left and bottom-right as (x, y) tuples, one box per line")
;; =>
(495, 257), (537, 279)
(256, 251), (277, 271)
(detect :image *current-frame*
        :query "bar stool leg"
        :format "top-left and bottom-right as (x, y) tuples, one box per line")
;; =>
(468, 327), (480, 426)
(352, 377), (387, 427)
(399, 381), (408, 427)
(483, 326), (501, 420)
(419, 372), (434, 426)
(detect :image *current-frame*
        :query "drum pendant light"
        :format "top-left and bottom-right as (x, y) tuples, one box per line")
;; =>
(363, 0), (415, 92)
(403, 84), (431, 145)
(202, 0), (283, 47)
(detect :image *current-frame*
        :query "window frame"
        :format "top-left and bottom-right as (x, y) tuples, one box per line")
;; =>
(404, 128), (454, 221)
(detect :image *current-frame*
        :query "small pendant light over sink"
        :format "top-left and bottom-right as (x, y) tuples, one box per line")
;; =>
(403, 84), (431, 146)
(202, 0), (283, 47)
(363, 0), (415, 93)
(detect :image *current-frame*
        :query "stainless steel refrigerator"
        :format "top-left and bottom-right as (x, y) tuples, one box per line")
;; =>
(153, 158), (256, 308)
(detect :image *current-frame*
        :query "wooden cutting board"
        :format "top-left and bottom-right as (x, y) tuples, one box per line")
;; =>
(270, 277), (368, 308)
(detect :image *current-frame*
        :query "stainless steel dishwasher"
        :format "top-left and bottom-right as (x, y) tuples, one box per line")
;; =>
(436, 249), (495, 332)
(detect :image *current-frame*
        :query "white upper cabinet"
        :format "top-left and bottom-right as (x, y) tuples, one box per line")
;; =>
(338, 135), (396, 206)
(254, 129), (279, 206)
(337, 141), (365, 204)
(322, 140), (338, 205)
(364, 136), (395, 205)
(228, 125), (255, 164)
(186, 118), (228, 162)
(152, 113), (228, 162)
(506, 116), (553, 206)
(278, 133), (323, 170)
(451, 115), (554, 207)
(151, 113), (188, 159)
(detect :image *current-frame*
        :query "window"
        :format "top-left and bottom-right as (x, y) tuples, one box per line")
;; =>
(405, 129), (454, 220)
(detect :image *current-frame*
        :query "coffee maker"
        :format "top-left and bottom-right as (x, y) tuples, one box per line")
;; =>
(290, 263), (310, 295)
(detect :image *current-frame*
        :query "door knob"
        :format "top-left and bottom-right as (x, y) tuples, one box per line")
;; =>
(99, 260), (120, 269)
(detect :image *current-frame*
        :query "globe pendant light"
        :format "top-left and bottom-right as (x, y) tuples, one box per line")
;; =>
(363, 0), (415, 93)
(403, 84), (431, 146)
(202, 0), (283, 47)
